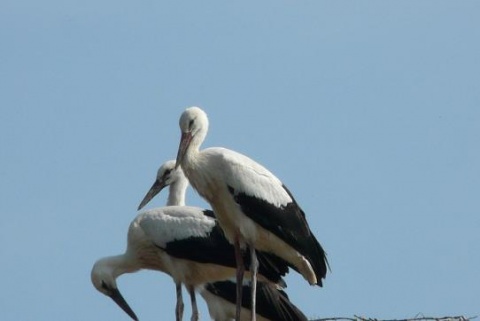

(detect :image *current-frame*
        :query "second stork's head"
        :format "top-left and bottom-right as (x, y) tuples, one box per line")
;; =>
(137, 159), (188, 210)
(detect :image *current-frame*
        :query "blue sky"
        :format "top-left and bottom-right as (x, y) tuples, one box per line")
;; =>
(1, 1), (479, 320)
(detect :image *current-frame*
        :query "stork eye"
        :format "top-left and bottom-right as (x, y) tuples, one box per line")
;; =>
(163, 169), (172, 177)
(188, 119), (195, 130)
(101, 281), (109, 290)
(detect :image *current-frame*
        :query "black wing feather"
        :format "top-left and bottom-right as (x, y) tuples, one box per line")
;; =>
(159, 214), (289, 283)
(228, 184), (329, 286)
(205, 281), (308, 321)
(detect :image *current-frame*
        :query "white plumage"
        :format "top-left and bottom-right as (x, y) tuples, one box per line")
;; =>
(175, 107), (329, 321)
(137, 206), (215, 248)
(91, 160), (288, 321)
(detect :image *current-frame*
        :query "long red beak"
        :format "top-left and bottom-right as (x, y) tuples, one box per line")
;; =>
(175, 132), (192, 169)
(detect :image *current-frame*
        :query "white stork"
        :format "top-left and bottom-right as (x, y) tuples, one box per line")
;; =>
(175, 107), (329, 321)
(200, 280), (308, 321)
(91, 160), (289, 321)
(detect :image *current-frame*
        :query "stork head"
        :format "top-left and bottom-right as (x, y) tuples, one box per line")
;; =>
(91, 257), (139, 321)
(137, 159), (186, 210)
(176, 106), (209, 169)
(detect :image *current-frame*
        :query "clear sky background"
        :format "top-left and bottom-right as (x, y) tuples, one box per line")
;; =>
(1, 1), (479, 320)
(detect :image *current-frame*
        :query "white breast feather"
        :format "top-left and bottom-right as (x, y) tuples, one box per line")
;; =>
(135, 206), (216, 248)
(203, 148), (292, 207)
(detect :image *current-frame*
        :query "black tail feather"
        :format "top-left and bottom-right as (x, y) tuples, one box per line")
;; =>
(205, 280), (308, 321)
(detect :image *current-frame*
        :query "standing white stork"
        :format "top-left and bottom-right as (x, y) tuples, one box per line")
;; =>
(91, 160), (289, 321)
(200, 280), (308, 321)
(175, 107), (329, 321)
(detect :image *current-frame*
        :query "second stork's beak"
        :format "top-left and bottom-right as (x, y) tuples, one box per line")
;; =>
(108, 287), (139, 321)
(175, 131), (192, 170)
(137, 179), (167, 211)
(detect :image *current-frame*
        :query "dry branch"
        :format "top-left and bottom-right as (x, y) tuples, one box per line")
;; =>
(311, 315), (477, 321)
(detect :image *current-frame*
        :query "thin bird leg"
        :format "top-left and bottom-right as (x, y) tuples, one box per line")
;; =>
(187, 285), (199, 321)
(175, 282), (184, 321)
(234, 234), (244, 321)
(249, 244), (258, 321)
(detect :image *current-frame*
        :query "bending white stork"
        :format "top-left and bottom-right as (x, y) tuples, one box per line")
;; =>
(91, 160), (289, 321)
(200, 280), (308, 321)
(175, 107), (329, 321)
